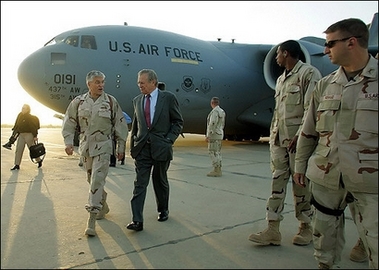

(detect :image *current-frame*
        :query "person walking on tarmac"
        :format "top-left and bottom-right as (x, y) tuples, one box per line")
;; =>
(62, 70), (128, 236)
(248, 40), (322, 246)
(4, 104), (43, 170)
(205, 97), (226, 177)
(126, 69), (183, 232)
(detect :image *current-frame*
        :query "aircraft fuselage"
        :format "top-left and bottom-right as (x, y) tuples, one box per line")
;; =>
(17, 16), (378, 140)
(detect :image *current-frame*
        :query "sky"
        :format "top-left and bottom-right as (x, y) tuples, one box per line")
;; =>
(1, 1), (378, 126)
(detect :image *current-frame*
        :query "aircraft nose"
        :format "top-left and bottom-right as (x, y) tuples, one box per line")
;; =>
(17, 50), (46, 101)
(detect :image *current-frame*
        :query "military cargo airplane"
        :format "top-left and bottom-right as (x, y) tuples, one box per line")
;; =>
(17, 13), (378, 141)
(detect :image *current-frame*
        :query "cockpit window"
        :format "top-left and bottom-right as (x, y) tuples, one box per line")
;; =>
(44, 35), (65, 47)
(65, 36), (79, 47)
(81, 35), (97, 50)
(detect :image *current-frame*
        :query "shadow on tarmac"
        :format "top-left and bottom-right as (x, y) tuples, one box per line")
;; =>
(1, 128), (368, 269)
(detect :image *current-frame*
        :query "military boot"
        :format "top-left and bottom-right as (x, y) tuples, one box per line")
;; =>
(207, 166), (217, 177)
(248, 220), (281, 245)
(96, 191), (110, 220)
(84, 212), (97, 236)
(207, 166), (222, 177)
(215, 166), (222, 176)
(292, 222), (313, 246)
(349, 238), (368, 262)
(96, 201), (109, 220)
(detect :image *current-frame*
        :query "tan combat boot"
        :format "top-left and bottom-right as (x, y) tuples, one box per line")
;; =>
(96, 201), (109, 220)
(206, 167), (216, 177)
(207, 166), (222, 177)
(84, 212), (97, 236)
(248, 220), (281, 245)
(292, 222), (313, 246)
(96, 191), (110, 220)
(349, 238), (368, 262)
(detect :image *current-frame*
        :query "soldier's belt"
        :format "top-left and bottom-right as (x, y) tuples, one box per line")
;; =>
(310, 196), (345, 217)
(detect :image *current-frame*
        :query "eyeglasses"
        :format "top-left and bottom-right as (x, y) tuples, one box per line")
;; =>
(324, 36), (362, 48)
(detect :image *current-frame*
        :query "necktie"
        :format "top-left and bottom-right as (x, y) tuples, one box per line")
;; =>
(144, 94), (151, 128)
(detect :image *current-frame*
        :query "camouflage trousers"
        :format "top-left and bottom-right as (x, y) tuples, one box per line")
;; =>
(267, 144), (313, 223)
(83, 153), (110, 213)
(208, 139), (222, 167)
(311, 181), (378, 269)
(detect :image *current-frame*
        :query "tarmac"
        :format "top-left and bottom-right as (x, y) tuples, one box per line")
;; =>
(1, 127), (369, 269)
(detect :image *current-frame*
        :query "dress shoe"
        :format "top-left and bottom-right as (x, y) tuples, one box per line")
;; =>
(158, 210), (169, 222)
(109, 163), (116, 167)
(3, 143), (12, 150)
(11, 165), (20, 170)
(126, 221), (143, 231)
(38, 160), (43, 168)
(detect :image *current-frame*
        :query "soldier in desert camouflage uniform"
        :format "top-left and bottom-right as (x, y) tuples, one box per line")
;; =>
(294, 18), (378, 269)
(62, 70), (128, 236)
(205, 97), (226, 177)
(248, 40), (322, 246)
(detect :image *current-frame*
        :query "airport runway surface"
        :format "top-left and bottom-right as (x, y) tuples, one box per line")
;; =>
(1, 128), (368, 269)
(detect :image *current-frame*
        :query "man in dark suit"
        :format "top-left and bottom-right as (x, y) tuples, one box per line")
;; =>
(126, 69), (184, 231)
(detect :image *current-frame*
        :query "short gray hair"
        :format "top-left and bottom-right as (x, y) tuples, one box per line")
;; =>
(86, 70), (105, 84)
(138, 69), (158, 86)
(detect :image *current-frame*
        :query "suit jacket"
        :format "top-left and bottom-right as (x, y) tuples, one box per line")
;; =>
(130, 89), (183, 161)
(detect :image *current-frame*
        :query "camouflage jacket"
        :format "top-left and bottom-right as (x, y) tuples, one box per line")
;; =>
(295, 55), (378, 193)
(270, 60), (322, 147)
(206, 105), (226, 140)
(62, 91), (128, 157)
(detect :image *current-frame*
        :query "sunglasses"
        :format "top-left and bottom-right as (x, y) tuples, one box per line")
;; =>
(324, 36), (362, 48)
